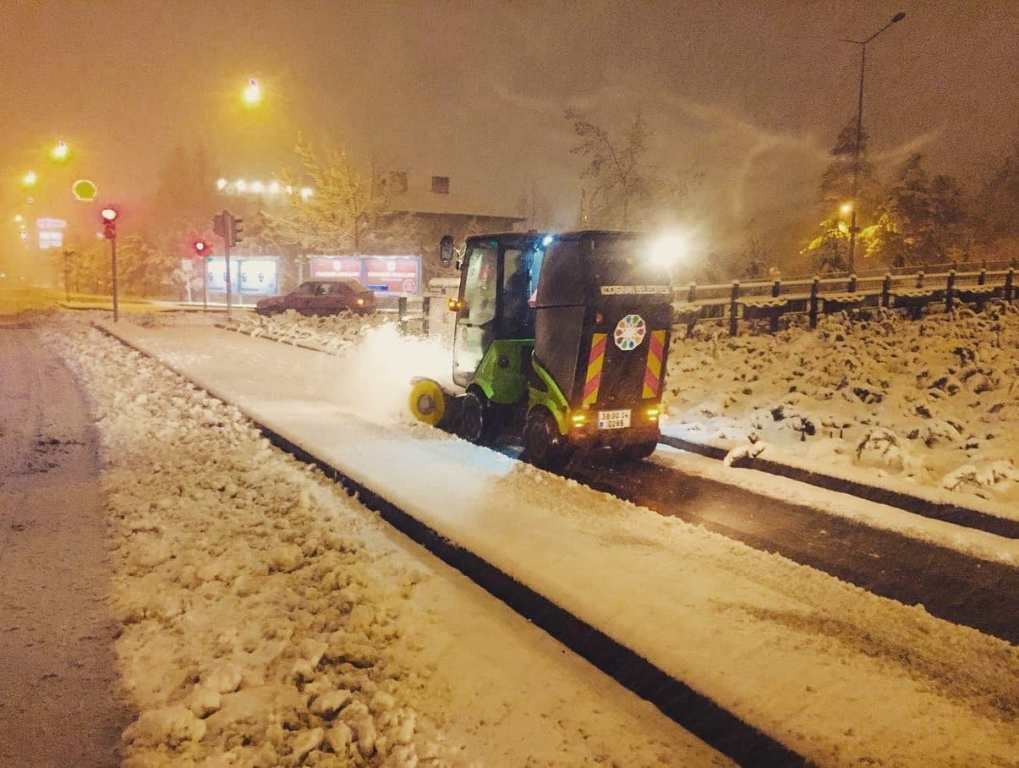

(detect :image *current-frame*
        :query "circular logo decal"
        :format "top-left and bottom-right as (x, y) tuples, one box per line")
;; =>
(613, 314), (646, 351)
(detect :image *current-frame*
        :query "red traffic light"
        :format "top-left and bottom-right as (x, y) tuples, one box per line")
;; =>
(100, 207), (119, 222)
(193, 239), (209, 255)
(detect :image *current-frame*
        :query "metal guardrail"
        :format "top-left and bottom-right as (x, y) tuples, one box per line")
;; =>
(672, 266), (1017, 336)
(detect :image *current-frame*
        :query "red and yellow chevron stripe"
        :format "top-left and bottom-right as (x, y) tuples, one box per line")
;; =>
(581, 333), (607, 407)
(642, 330), (666, 399)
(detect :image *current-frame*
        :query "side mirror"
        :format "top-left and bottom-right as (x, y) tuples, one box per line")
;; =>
(439, 235), (454, 267)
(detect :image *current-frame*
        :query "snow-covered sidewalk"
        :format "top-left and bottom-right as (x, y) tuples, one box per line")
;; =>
(95, 318), (1019, 767)
(50, 322), (724, 768)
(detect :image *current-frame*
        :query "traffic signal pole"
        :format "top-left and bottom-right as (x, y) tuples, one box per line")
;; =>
(111, 234), (119, 322)
(224, 236), (232, 319)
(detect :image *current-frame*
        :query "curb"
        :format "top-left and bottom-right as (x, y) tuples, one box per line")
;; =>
(659, 435), (1019, 539)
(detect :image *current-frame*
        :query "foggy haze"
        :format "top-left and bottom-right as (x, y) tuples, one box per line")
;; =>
(2, 0), (1017, 259)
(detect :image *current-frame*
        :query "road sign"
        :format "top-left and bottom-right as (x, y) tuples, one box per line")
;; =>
(72, 179), (98, 202)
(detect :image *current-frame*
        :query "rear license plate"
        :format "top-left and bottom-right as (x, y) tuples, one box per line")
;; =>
(597, 409), (631, 430)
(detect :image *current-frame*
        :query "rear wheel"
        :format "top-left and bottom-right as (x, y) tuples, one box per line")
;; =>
(623, 440), (658, 462)
(525, 408), (573, 471)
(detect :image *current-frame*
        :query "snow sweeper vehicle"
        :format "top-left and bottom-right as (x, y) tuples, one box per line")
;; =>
(408, 230), (673, 469)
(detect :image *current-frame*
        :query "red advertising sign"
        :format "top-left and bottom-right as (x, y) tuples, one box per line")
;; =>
(363, 256), (419, 294)
(309, 256), (361, 279)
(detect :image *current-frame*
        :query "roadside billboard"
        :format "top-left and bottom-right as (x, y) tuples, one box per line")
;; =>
(308, 254), (421, 294)
(206, 256), (279, 296)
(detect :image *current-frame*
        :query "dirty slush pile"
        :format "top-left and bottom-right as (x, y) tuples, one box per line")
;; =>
(48, 325), (467, 768)
(666, 301), (1019, 503)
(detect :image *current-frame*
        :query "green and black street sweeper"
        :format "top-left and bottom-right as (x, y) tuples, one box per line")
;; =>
(408, 230), (673, 469)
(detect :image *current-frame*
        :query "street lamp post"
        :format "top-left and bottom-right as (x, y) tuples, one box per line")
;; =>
(845, 11), (906, 274)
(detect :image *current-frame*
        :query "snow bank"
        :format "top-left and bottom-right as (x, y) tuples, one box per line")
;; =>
(665, 302), (1019, 507)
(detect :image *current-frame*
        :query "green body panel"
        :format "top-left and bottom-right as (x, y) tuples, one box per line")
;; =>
(472, 339), (533, 405)
(527, 359), (571, 435)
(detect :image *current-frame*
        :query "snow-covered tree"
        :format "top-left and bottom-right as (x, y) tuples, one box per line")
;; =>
(262, 140), (413, 256)
(565, 109), (700, 230)
(866, 154), (969, 267)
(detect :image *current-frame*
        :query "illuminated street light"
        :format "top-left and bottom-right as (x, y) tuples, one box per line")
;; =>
(50, 140), (70, 162)
(242, 78), (263, 107)
(216, 178), (228, 191)
(13, 214), (24, 224)
(235, 179), (247, 192)
(21, 170), (38, 188)
(840, 202), (853, 217)
(299, 186), (314, 201)
(251, 180), (265, 194)
(268, 181), (281, 195)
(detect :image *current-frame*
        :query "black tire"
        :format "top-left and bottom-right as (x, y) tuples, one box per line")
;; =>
(524, 408), (573, 471)
(623, 440), (658, 462)
(456, 390), (503, 445)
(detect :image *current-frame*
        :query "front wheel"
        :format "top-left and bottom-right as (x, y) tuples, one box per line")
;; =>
(524, 408), (573, 471)
(456, 391), (504, 445)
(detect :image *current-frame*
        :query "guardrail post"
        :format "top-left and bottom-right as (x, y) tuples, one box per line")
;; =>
(809, 276), (820, 329)
(882, 274), (892, 308)
(916, 270), (925, 289)
(978, 268), (987, 286)
(946, 270), (956, 312)
(848, 273), (857, 293)
(729, 281), (740, 337)
(398, 296), (408, 333)
(1006, 268), (1015, 303)
(771, 279), (781, 298)
(421, 296), (430, 336)
(687, 283), (697, 303)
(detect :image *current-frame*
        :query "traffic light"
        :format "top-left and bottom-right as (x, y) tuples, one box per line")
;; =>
(100, 207), (118, 240)
(193, 239), (210, 257)
(230, 217), (243, 247)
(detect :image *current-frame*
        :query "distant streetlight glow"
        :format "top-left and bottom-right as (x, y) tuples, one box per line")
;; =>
(235, 179), (247, 192)
(299, 186), (314, 200)
(268, 180), (281, 195)
(216, 178), (228, 191)
(840, 202), (853, 216)
(13, 214), (24, 224)
(50, 140), (70, 162)
(242, 78), (263, 107)
(251, 180), (265, 193)
(21, 170), (38, 188)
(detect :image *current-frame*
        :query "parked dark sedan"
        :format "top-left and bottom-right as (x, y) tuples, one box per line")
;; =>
(255, 279), (376, 316)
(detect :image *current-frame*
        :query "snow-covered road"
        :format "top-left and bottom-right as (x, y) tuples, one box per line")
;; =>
(94, 318), (1019, 767)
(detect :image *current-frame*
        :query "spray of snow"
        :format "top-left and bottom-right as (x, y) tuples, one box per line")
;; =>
(329, 323), (453, 424)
